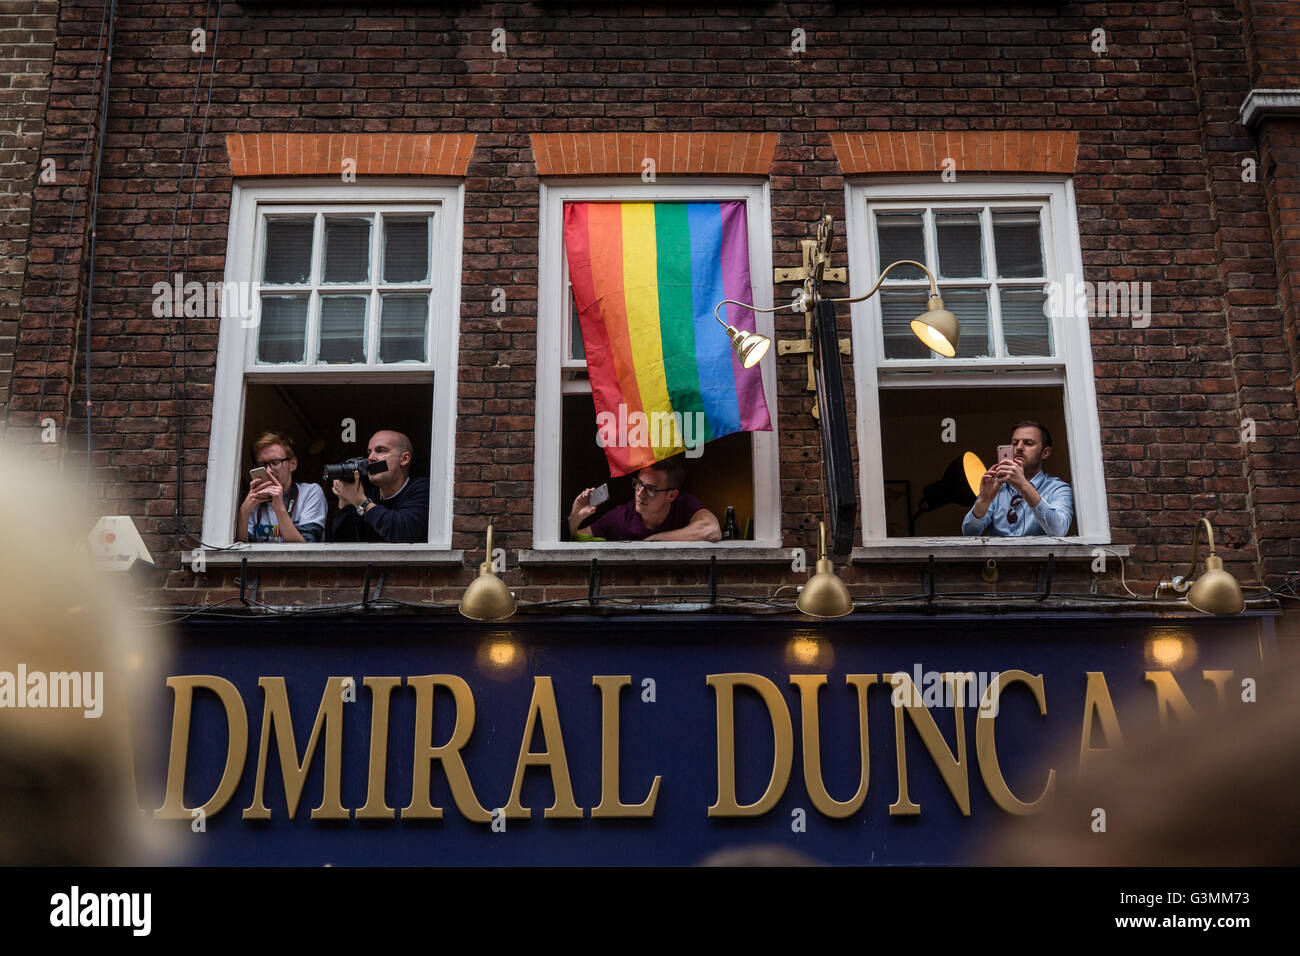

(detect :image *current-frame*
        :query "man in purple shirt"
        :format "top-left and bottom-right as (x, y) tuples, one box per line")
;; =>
(569, 456), (721, 542)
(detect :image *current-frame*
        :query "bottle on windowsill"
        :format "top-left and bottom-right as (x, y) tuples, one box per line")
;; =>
(722, 506), (739, 541)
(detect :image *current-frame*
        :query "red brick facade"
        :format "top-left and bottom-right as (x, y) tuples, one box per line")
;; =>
(225, 132), (476, 177)
(0, 0), (59, 422)
(830, 131), (1078, 175)
(5, 2), (1300, 613)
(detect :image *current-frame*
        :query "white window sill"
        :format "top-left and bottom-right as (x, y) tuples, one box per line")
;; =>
(518, 543), (795, 566)
(852, 539), (1128, 562)
(203, 545), (466, 567)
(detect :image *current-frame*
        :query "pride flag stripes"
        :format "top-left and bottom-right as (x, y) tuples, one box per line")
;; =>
(563, 201), (772, 477)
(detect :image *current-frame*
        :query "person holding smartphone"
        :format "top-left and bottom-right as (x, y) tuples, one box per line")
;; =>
(568, 455), (721, 542)
(962, 421), (1074, 537)
(236, 432), (327, 543)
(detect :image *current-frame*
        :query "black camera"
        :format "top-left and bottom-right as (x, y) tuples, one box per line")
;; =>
(322, 457), (389, 482)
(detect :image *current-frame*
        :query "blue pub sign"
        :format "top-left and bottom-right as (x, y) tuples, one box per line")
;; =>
(146, 611), (1278, 865)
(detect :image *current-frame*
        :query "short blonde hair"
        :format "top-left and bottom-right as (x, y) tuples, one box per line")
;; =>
(251, 431), (296, 460)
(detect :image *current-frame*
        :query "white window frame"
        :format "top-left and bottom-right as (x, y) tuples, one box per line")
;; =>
(845, 176), (1111, 546)
(201, 180), (463, 553)
(534, 178), (781, 549)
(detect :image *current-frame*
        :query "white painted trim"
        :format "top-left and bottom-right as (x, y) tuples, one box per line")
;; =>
(843, 175), (1111, 545)
(201, 180), (463, 550)
(203, 546), (466, 567)
(852, 539), (1127, 561)
(533, 178), (781, 548)
(1239, 88), (1300, 127)
(519, 545), (797, 566)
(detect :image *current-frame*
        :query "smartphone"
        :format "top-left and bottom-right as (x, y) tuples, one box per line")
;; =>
(249, 466), (270, 484)
(589, 483), (610, 507)
(997, 445), (1015, 465)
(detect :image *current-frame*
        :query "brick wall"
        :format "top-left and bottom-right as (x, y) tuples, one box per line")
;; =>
(1241, 0), (1300, 576)
(0, 0), (59, 427)
(10, 1), (1300, 609)
(1244, 0), (1300, 82)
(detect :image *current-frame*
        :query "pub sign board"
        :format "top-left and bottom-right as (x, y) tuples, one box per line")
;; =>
(143, 613), (1274, 865)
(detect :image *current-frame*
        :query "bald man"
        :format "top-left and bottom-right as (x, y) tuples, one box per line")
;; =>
(329, 429), (429, 543)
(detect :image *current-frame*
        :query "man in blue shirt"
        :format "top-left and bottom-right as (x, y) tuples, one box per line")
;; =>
(962, 421), (1074, 537)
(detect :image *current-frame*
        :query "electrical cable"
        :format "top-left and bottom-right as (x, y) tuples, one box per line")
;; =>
(172, 0), (223, 544)
(165, 0), (213, 537)
(81, 0), (117, 485)
(30, 0), (109, 461)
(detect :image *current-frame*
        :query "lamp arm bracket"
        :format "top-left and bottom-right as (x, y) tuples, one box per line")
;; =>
(830, 259), (939, 307)
(775, 266), (846, 284)
(776, 337), (851, 357)
(1182, 516), (1216, 582)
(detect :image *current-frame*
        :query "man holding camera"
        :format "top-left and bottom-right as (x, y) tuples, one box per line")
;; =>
(329, 430), (429, 543)
(962, 420), (1074, 537)
(237, 432), (327, 543)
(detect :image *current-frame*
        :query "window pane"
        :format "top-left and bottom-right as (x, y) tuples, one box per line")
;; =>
(383, 217), (429, 284)
(380, 294), (427, 363)
(257, 295), (308, 363)
(943, 289), (990, 358)
(262, 219), (313, 285)
(318, 295), (367, 364)
(875, 214), (926, 280)
(936, 212), (984, 278)
(880, 290), (933, 359)
(993, 212), (1044, 278)
(569, 286), (585, 361)
(324, 217), (371, 283)
(1000, 289), (1053, 356)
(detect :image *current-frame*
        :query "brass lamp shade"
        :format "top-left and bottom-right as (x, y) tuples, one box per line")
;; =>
(910, 296), (960, 358)
(726, 326), (772, 369)
(459, 523), (517, 621)
(1186, 555), (1245, 615)
(796, 522), (853, 619)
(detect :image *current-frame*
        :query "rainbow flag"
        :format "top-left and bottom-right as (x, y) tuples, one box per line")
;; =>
(563, 201), (772, 477)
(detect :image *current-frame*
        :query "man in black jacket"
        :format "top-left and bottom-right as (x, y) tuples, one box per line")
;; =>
(329, 429), (429, 543)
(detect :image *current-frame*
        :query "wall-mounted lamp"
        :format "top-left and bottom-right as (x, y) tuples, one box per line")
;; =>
(795, 521), (853, 618)
(1157, 517), (1245, 615)
(714, 257), (962, 374)
(459, 523), (517, 621)
(712, 211), (962, 396)
(710, 301), (772, 369)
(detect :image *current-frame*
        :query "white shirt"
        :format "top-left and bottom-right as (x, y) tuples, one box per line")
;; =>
(247, 482), (327, 542)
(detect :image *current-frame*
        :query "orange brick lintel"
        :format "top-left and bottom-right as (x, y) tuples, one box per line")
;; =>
(530, 132), (779, 176)
(225, 133), (476, 177)
(830, 131), (1079, 176)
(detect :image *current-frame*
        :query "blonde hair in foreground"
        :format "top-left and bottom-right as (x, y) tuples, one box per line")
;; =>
(0, 448), (173, 864)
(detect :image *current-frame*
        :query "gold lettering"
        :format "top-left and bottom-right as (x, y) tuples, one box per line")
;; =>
(591, 676), (660, 818)
(356, 677), (401, 820)
(1079, 671), (1124, 777)
(1202, 669), (1234, 706)
(244, 677), (348, 820)
(790, 674), (876, 818)
(976, 670), (1055, 814)
(154, 675), (249, 819)
(707, 673), (794, 817)
(885, 672), (971, 816)
(1144, 670), (1197, 729)
(504, 676), (583, 820)
(404, 675), (491, 822)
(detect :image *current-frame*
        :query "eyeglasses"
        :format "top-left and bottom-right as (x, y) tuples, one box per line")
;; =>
(1007, 493), (1024, 525)
(258, 457), (291, 468)
(633, 478), (676, 499)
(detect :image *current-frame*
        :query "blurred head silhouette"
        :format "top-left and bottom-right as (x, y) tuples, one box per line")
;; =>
(0, 447), (170, 864)
(983, 658), (1300, 866)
